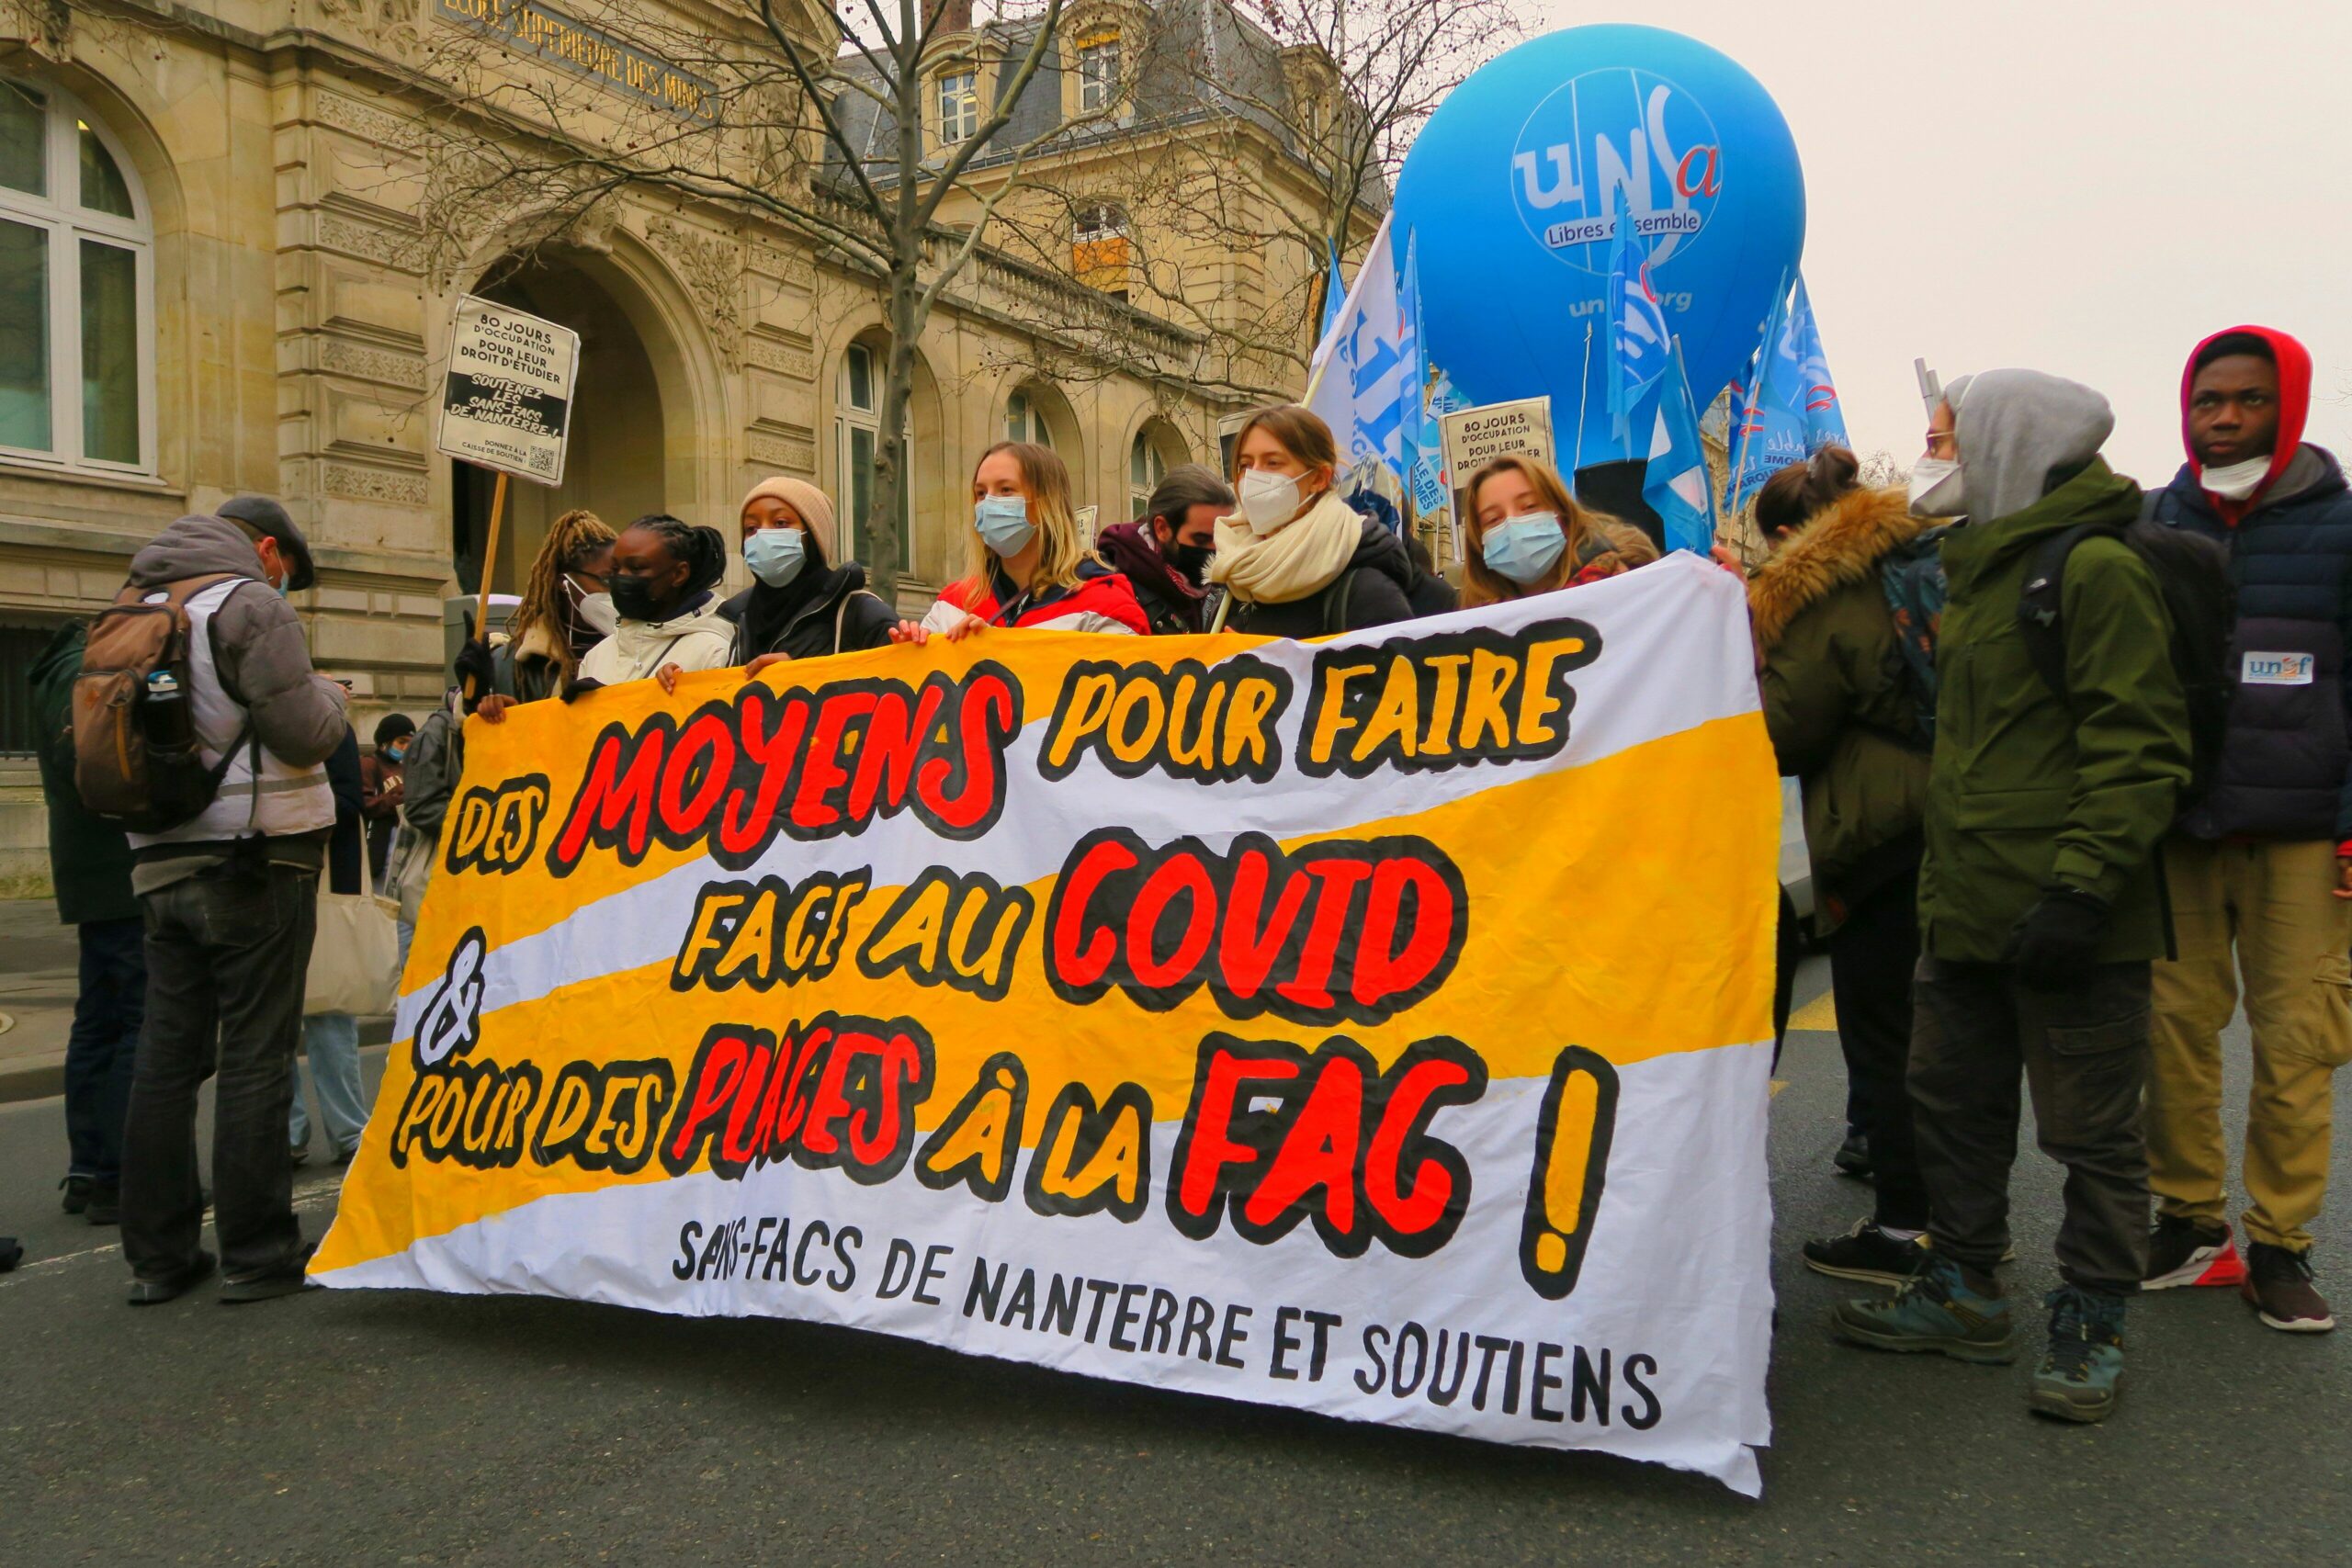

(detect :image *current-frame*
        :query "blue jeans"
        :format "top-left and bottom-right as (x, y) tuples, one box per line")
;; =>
(64, 917), (145, 1184)
(291, 1012), (368, 1157)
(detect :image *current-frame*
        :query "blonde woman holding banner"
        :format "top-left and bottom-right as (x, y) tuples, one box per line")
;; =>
(1210, 405), (1417, 638)
(898, 442), (1148, 641)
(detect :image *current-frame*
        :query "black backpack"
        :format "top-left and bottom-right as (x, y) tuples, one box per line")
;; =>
(2016, 520), (2234, 810)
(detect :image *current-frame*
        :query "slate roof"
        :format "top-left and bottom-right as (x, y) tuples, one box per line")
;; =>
(822, 0), (1386, 210)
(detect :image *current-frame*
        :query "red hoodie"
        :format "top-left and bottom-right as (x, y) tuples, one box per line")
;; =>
(2180, 323), (2312, 526)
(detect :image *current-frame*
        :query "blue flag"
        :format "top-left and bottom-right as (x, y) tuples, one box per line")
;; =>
(1317, 241), (1347, 345)
(1396, 231), (1430, 501)
(1306, 214), (1413, 485)
(1644, 337), (1716, 555)
(1727, 274), (1846, 512)
(1605, 183), (1672, 446)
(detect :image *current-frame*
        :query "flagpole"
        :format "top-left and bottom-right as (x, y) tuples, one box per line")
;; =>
(1575, 320), (1592, 475)
(1725, 268), (1792, 532)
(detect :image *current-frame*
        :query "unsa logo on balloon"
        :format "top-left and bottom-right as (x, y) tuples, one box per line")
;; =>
(1508, 68), (1722, 276)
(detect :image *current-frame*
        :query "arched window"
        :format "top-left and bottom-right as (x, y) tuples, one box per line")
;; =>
(1128, 430), (1166, 519)
(835, 341), (910, 571)
(1004, 387), (1053, 448)
(0, 80), (153, 474)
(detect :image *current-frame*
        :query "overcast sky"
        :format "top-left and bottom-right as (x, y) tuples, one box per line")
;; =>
(1526, 0), (2352, 481)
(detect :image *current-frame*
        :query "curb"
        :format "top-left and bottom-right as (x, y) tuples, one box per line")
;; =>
(0, 1014), (394, 1108)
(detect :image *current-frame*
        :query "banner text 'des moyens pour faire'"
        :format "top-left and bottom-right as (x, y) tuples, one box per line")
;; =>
(315, 556), (1781, 1494)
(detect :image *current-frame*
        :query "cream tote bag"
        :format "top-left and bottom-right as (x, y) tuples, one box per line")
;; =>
(303, 840), (401, 1018)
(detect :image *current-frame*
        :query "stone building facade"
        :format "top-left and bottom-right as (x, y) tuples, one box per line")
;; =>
(0, 0), (1364, 892)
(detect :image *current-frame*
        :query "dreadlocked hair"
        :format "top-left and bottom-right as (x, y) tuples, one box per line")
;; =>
(508, 508), (617, 672)
(628, 513), (730, 600)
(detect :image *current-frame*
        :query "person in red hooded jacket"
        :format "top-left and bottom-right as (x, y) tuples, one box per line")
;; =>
(2142, 326), (2352, 1333)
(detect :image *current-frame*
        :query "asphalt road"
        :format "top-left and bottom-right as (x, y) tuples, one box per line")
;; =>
(2, 960), (2346, 1565)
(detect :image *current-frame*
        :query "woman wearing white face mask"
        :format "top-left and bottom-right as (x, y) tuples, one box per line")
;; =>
(477, 509), (616, 720)
(896, 441), (1148, 642)
(1461, 456), (1656, 606)
(1211, 404), (1417, 637)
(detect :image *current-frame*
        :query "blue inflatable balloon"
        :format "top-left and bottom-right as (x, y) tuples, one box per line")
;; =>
(1395, 26), (1805, 475)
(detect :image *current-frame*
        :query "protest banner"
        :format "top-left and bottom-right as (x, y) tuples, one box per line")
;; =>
(315, 556), (1780, 1494)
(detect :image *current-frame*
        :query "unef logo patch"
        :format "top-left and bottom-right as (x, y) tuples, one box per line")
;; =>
(1509, 67), (1722, 276)
(2243, 651), (2316, 686)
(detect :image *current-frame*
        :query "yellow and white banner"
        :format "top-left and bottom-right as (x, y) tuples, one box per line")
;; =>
(317, 555), (1781, 1493)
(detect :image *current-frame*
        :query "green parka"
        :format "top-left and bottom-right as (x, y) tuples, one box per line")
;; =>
(1917, 457), (2190, 962)
(1749, 486), (1932, 930)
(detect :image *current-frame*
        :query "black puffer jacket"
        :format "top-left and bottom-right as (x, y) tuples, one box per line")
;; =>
(720, 562), (898, 664)
(1228, 517), (1418, 639)
(2151, 445), (2352, 841)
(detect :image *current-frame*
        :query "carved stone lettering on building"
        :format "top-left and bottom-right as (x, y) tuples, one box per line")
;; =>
(433, 0), (718, 121)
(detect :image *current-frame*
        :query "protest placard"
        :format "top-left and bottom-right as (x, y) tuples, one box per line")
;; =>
(1441, 397), (1555, 497)
(316, 557), (1779, 1494)
(435, 296), (581, 485)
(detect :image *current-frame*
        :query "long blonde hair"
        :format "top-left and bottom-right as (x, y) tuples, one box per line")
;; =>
(507, 508), (616, 672)
(957, 441), (1087, 602)
(1460, 457), (1604, 607)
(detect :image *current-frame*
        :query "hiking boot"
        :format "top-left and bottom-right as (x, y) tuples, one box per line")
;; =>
(2143, 1213), (2244, 1290)
(1833, 1132), (1872, 1179)
(2242, 1242), (2335, 1333)
(2030, 1287), (2127, 1422)
(1804, 1219), (1929, 1287)
(128, 1250), (216, 1306)
(1831, 1253), (2017, 1363)
(60, 1175), (91, 1215)
(84, 1179), (120, 1226)
(220, 1241), (317, 1304)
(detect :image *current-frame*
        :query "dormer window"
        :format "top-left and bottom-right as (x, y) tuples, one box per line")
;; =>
(937, 69), (978, 145)
(1077, 33), (1120, 113)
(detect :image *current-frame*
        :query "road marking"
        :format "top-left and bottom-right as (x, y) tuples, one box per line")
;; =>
(1788, 990), (1838, 1032)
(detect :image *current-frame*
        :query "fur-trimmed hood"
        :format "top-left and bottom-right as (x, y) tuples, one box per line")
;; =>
(1747, 486), (1927, 651)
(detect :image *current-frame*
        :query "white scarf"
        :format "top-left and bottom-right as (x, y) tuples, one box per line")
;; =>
(1208, 489), (1359, 604)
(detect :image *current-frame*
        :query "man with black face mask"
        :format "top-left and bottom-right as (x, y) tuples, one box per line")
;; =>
(1094, 464), (1234, 635)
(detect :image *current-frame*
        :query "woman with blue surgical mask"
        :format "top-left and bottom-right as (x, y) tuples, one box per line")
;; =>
(896, 442), (1148, 642)
(657, 478), (896, 694)
(1460, 456), (1654, 607)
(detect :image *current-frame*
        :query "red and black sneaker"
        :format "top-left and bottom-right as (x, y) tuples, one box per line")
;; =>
(2143, 1213), (2245, 1291)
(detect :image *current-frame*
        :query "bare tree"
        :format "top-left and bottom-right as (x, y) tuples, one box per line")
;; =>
(391, 0), (1127, 599)
(1196, 0), (1522, 343)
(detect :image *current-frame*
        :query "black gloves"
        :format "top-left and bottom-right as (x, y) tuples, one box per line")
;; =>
(2005, 886), (2111, 988)
(560, 677), (605, 705)
(453, 637), (495, 708)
